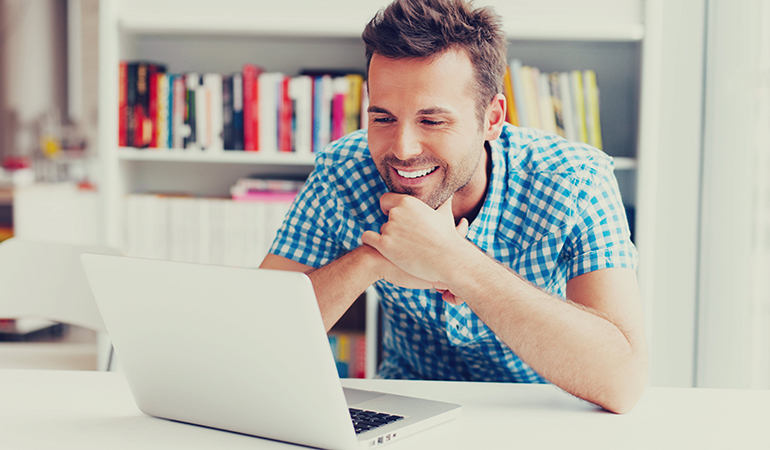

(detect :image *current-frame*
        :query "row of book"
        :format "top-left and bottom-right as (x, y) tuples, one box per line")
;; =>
(328, 331), (367, 379)
(123, 191), (294, 268)
(503, 59), (603, 150)
(118, 61), (368, 154)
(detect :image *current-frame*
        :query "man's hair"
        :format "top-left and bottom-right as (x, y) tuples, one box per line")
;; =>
(362, 0), (508, 123)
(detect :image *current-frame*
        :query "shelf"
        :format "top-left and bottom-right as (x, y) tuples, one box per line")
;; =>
(118, 148), (316, 166)
(613, 157), (637, 171)
(120, 16), (644, 42)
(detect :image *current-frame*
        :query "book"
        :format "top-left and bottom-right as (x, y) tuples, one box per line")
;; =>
(242, 64), (262, 151)
(345, 74), (364, 135)
(184, 73), (199, 150)
(549, 72), (565, 137)
(118, 61), (127, 147)
(258, 72), (282, 154)
(289, 76), (313, 155)
(583, 70), (603, 150)
(313, 75), (333, 153)
(195, 76), (208, 150)
(172, 74), (187, 149)
(502, 66), (518, 126)
(147, 64), (164, 148)
(558, 72), (577, 142)
(520, 66), (541, 129)
(232, 73), (244, 150)
(203, 73), (224, 152)
(571, 70), (588, 144)
(331, 76), (349, 141)
(537, 73), (557, 134)
(360, 81), (369, 130)
(278, 75), (293, 153)
(509, 59), (527, 127)
(222, 75), (234, 150)
(156, 72), (170, 149)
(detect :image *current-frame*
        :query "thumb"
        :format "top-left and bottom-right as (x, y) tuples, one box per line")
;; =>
(455, 217), (469, 238)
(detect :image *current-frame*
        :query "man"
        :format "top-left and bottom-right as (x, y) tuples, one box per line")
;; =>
(261, 0), (647, 413)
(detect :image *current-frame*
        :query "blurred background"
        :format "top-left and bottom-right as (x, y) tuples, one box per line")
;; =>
(0, 0), (767, 390)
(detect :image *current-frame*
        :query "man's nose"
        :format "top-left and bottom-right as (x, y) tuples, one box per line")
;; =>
(391, 124), (422, 160)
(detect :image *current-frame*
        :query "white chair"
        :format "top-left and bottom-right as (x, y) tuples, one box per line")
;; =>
(0, 237), (121, 370)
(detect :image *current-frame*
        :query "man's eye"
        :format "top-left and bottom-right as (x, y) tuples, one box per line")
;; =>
(422, 119), (444, 126)
(373, 117), (394, 123)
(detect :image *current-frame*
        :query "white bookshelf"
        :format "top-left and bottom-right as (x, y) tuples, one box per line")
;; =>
(99, 0), (681, 381)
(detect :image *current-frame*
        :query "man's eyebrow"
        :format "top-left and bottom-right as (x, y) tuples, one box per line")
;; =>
(417, 107), (452, 115)
(367, 106), (391, 114)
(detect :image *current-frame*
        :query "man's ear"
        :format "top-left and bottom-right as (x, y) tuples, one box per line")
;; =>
(483, 93), (506, 141)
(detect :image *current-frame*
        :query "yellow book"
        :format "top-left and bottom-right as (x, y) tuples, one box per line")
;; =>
(345, 74), (364, 134)
(502, 66), (518, 126)
(583, 70), (603, 150)
(571, 70), (588, 144)
(521, 66), (541, 129)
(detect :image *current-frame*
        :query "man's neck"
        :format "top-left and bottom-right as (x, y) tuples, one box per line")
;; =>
(453, 142), (492, 226)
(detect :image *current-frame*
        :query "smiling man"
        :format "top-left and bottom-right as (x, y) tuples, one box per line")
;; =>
(261, 0), (647, 413)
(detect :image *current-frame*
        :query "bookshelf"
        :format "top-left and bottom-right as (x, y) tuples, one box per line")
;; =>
(98, 0), (671, 380)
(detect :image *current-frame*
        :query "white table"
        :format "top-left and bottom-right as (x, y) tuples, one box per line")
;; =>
(0, 369), (767, 449)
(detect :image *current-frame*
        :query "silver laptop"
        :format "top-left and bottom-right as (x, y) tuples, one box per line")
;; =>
(81, 254), (460, 449)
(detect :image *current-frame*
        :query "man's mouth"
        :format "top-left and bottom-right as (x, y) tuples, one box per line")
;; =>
(395, 166), (438, 179)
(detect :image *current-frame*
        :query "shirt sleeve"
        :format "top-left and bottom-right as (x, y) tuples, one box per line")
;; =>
(563, 160), (638, 280)
(268, 165), (344, 268)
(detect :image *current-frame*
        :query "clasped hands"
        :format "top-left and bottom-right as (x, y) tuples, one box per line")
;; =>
(361, 192), (470, 305)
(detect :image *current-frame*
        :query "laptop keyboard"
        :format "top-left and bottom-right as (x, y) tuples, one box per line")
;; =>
(349, 408), (404, 434)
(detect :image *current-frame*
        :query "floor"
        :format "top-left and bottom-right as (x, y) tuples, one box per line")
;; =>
(0, 325), (98, 370)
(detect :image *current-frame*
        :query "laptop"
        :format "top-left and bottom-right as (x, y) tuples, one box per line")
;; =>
(81, 254), (460, 449)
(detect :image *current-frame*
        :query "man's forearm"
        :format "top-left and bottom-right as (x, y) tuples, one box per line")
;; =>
(444, 242), (647, 413)
(305, 246), (382, 332)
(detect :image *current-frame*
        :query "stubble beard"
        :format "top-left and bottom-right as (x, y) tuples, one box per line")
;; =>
(376, 147), (483, 210)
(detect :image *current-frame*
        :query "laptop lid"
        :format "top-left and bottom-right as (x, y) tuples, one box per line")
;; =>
(81, 254), (359, 450)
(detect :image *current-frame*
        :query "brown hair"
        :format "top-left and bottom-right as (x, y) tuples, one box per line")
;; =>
(362, 0), (507, 122)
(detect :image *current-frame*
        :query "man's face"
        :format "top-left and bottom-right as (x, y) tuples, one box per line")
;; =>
(366, 50), (488, 210)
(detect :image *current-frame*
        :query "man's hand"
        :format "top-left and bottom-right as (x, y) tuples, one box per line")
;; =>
(362, 193), (469, 287)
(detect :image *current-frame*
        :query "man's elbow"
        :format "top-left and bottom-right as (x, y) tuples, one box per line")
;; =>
(599, 357), (648, 414)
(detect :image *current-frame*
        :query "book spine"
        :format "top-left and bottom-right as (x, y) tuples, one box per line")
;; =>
(510, 59), (527, 127)
(558, 72), (577, 142)
(184, 73), (199, 149)
(521, 66), (541, 130)
(258, 72), (280, 154)
(320, 75), (333, 149)
(571, 70), (588, 144)
(549, 72), (565, 138)
(156, 72), (169, 149)
(165, 74), (175, 148)
(537, 73), (556, 134)
(290, 76), (312, 155)
(502, 66), (518, 126)
(584, 70), (603, 150)
(279, 75), (293, 153)
(331, 77), (348, 141)
(232, 73), (244, 150)
(195, 77), (209, 150)
(148, 64), (161, 148)
(172, 74), (186, 149)
(242, 64), (260, 151)
(222, 75), (234, 150)
(345, 74), (363, 134)
(204, 73), (224, 152)
(118, 61), (128, 147)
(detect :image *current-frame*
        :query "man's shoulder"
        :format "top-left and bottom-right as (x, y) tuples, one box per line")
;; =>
(314, 129), (372, 169)
(498, 124), (612, 179)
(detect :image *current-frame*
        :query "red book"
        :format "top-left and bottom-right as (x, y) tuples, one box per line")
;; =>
(242, 64), (262, 151)
(279, 76), (293, 153)
(118, 61), (127, 147)
(148, 65), (160, 148)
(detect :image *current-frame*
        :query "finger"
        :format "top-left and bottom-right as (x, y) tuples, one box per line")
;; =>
(441, 290), (459, 305)
(361, 230), (382, 250)
(378, 192), (404, 216)
(455, 217), (469, 238)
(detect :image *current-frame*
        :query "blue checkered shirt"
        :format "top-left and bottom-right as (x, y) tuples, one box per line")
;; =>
(270, 123), (637, 383)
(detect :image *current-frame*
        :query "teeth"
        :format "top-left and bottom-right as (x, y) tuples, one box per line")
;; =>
(396, 167), (437, 179)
